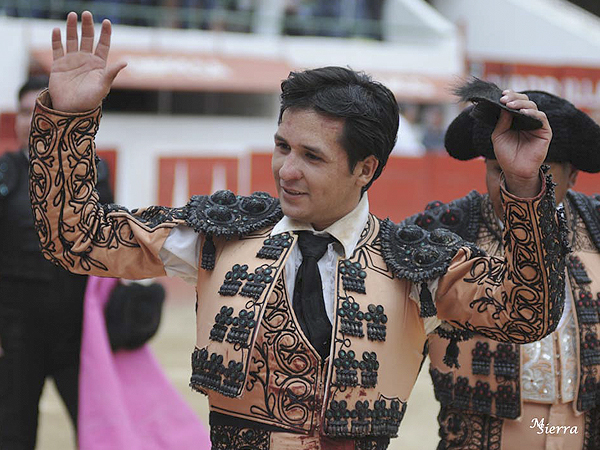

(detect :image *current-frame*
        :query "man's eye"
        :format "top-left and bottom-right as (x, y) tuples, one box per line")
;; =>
(275, 142), (290, 151)
(306, 152), (321, 161)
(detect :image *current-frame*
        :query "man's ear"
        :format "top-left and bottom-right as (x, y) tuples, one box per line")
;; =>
(567, 164), (579, 189)
(355, 155), (379, 188)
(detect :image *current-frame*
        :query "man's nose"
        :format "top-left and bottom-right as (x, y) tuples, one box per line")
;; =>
(279, 153), (302, 181)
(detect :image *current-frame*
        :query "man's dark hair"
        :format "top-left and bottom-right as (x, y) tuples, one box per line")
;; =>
(18, 75), (49, 101)
(279, 66), (399, 191)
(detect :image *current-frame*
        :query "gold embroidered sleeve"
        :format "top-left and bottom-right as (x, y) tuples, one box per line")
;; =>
(435, 172), (568, 343)
(29, 91), (186, 279)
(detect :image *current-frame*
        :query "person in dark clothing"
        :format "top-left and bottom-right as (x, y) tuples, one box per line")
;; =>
(405, 90), (600, 450)
(0, 76), (113, 450)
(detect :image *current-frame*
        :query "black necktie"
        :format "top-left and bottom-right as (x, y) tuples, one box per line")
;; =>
(293, 231), (335, 360)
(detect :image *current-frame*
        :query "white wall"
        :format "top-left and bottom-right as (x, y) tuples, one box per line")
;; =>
(432, 0), (600, 67)
(97, 113), (275, 207)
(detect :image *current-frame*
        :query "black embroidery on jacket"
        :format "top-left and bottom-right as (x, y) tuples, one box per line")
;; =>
(430, 367), (520, 420)
(210, 424), (270, 450)
(568, 255), (592, 285)
(471, 341), (492, 376)
(366, 304), (387, 341)
(219, 264), (248, 296)
(340, 259), (367, 294)
(338, 300), (365, 338)
(185, 190), (283, 270)
(324, 398), (405, 438)
(583, 406), (600, 450)
(360, 351), (379, 388)
(190, 348), (245, 398)
(29, 110), (189, 273)
(185, 190), (282, 238)
(333, 349), (359, 387)
(567, 258), (600, 412)
(437, 405), (502, 450)
(568, 190), (600, 252)
(380, 221), (482, 283)
(245, 277), (320, 432)
(210, 306), (234, 342)
(403, 190), (482, 242)
(256, 232), (292, 260)
(492, 344), (518, 379)
(579, 376), (598, 412)
(240, 265), (275, 300)
(355, 436), (391, 450)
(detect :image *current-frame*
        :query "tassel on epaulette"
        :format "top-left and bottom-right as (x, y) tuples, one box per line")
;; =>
(435, 325), (473, 369)
(419, 282), (437, 317)
(443, 338), (460, 369)
(201, 234), (216, 270)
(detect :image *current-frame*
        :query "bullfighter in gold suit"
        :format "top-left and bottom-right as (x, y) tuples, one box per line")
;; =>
(28, 12), (568, 450)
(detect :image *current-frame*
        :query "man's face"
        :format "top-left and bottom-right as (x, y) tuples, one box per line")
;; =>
(15, 90), (39, 150)
(272, 108), (377, 230)
(485, 159), (578, 219)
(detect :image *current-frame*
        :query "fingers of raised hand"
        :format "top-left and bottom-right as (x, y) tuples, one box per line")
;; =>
(80, 11), (95, 53)
(94, 19), (112, 61)
(52, 28), (64, 60)
(65, 11), (79, 53)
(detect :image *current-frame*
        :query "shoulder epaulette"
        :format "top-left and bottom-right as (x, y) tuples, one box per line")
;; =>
(380, 220), (483, 320)
(184, 190), (283, 270)
(567, 190), (600, 251)
(380, 220), (483, 284)
(185, 190), (282, 237)
(402, 190), (483, 242)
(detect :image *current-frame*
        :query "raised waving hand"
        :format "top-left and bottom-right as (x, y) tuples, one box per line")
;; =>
(49, 11), (126, 112)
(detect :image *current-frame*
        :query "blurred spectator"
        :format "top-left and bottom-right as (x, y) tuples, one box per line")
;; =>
(282, 0), (313, 36)
(4, 0), (384, 38)
(167, 0), (255, 32)
(421, 105), (446, 153)
(0, 76), (113, 449)
(392, 112), (426, 157)
(355, 0), (385, 40)
(311, 0), (346, 37)
(94, 0), (159, 27)
(283, 0), (387, 38)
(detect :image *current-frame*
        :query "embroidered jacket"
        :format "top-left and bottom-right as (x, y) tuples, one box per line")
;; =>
(29, 92), (568, 443)
(405, 190), (600, 448)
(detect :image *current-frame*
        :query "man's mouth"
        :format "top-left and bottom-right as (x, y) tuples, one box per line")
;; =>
(282, 187), (306, 196)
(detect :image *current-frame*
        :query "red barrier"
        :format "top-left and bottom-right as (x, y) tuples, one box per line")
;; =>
(246, 153), (598, 222)
(158, 156), (239, 206)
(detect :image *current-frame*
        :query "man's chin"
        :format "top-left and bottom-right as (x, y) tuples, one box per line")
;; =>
(280, 204), (310, 224)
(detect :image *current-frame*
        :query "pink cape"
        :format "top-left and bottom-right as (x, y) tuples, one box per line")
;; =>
(78, 276), (211, 450)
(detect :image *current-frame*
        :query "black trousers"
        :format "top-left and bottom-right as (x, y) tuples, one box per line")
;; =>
(0, 273), (87, 450)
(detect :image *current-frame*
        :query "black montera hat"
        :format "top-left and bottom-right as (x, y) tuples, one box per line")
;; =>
(445, 84), (600, 173)
(453, 78), (543, 130)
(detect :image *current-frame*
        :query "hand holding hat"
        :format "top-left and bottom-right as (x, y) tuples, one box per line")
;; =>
(452, 78), (555, 197)
(446, 82), (600, 174)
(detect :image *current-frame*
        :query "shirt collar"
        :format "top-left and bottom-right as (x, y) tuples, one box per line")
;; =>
(271, 194), (370, 258)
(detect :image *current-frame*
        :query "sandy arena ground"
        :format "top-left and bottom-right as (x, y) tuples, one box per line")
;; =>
(36, 277), (440, 450)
